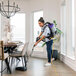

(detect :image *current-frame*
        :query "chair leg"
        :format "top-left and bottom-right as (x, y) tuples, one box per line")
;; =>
(22, 57), (24, 67)
(25, 53), (28, 62)
(11, 57), (13, 66)
(9, 57), (11, 65)
(24, 55), (27, 68)
(15, 57), (21, 67)
(1, 60), (3, 76)
(5, 58), (11, 74)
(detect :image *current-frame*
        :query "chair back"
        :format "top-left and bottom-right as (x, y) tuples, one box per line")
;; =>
(21, 42), (29, 56)
(0, 41), (4, 60)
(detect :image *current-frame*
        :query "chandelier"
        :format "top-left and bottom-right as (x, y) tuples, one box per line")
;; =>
(0, 0), (20, 18)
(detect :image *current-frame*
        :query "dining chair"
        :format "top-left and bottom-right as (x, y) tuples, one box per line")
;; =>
(0, 41), (11, 76)
(9, 42), (29, 69)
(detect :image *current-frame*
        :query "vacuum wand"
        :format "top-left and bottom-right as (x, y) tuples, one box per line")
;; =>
(30, 37), (40, 57)
(30, 44), (35, 57)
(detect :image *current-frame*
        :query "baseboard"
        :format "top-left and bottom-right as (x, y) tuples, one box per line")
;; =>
(60, 54), (76, 71)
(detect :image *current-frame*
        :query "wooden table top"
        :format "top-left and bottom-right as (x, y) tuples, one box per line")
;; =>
(4, 41), (24, 47)
(4, 41), (23, 47)
(4, 42), (18, 47)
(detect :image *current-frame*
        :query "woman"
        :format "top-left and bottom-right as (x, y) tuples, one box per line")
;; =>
(34, 17), (53, 66)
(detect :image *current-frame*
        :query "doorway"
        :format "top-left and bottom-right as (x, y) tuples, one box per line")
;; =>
(32, 10), (47, 58)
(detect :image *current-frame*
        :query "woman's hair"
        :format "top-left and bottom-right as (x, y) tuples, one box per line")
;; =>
(38, 17), (45, 23)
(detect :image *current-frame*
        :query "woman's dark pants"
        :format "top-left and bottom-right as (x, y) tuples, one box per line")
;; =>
(46, 40), (53, 63)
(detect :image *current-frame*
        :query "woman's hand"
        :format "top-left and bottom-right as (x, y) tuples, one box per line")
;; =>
(34, 35), (45, 47)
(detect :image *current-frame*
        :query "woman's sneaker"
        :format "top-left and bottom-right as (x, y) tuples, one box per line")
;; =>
(44, 63), (51, 67)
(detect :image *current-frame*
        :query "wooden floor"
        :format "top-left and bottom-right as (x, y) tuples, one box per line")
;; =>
(3, 58), (76, 76)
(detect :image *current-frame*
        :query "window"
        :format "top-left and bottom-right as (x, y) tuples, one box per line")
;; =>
(68, 0), (75, 59)
(61, 0), (75, 59)
(10, 13), (26, 43)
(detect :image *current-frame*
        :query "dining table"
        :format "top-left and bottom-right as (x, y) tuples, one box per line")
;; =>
(3, 41), (23, 73)
(4, 41), (23, 53)
(4, 42), (17, 53)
